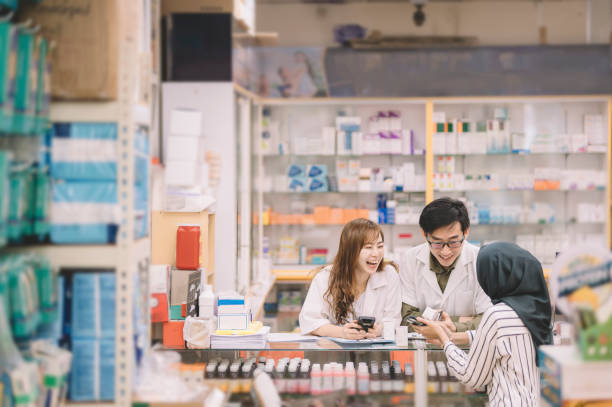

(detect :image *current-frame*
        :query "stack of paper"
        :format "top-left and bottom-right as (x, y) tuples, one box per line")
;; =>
(210, 326), (270, 349)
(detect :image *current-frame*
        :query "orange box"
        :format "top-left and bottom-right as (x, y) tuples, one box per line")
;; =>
(314, 206), (331, 224)
(270, 212), (279, 225)
(163, 321), (185, 349)
(330, 208), (343, 224)
(151, 293), (169, 323)
(357, 209), (370, 219)
(344, 209), (358, 223)
(302, 214), (315, 225)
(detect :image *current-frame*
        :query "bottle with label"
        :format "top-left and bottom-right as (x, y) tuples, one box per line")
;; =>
(198, 284), (215, 319)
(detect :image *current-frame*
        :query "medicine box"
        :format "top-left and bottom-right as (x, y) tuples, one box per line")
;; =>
(70, 273), (115, 339)
(69, 338), (114, 401)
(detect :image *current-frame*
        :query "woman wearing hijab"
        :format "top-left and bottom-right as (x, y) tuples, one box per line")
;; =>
(418, 241), (552, 407)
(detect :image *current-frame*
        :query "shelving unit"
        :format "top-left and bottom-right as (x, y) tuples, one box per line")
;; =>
(236, 95), (610, 290)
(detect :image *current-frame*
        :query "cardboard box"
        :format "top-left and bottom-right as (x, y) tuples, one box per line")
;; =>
(150, 293), (169, 323)
(162, 321), (185, 349)
(162, 0), (233, 15)
(18, 0), (123, 100)
(170, 268), (194, 307)
(151, 210), (214, 274)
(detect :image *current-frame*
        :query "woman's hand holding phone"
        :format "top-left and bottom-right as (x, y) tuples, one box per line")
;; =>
(342, 320), (367, 340)
(416, 317), (452, 345)
(364, 322), (382, 339)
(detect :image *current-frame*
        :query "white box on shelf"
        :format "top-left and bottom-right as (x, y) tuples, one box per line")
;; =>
(169, 109), (202, 137)
(165, 161), (200, 186)
(218, 313), (250, 330)
(166, 136), (201, 162)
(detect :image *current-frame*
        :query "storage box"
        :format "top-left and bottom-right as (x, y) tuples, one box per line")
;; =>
(176, 225), (201, 270)
(69, 338), (114, 401)
(151, 293), (169, 323)
(151, 210), (214, 276)
(162, 321), (185, 349)
(169, 268), (194, 307)
(539, 345), (612, 406)
(71, 273), (115, 339)
(18, 0), (122, 100)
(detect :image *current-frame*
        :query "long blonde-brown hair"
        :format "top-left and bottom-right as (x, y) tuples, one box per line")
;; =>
(323, 218), (396, 324)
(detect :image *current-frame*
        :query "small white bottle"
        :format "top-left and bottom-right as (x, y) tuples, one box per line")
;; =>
(199, 284), (215, 319)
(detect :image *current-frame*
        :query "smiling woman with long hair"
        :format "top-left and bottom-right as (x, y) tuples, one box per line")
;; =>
(299, 218), (401, 339)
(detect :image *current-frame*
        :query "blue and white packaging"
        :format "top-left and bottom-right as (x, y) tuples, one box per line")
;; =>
(50, 181), (119, 244)
(306, 164), (327, 178)
(51, 123), (117, 181)
(70, 273), (115, 339)
(287, 164), (306, 178)
(288, 177), (307, 192)
(307, 176), (328, 192)
(69, 338), (114, 401)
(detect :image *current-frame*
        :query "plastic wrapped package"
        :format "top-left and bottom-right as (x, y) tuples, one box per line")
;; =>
(50, 181), (118, 244)
(13, 26), (36, 135)
(0, 150), (10, 247)
(34, 37), (50, 134)
(51, 123), (117, 181)
(8, 168), (28, 243)
(69, 338), (114, 401)
(31, 169), (50, 241)
(70, 272), (115, 339)
(0, 18), (17, 133)
(3, 255), (41, 339)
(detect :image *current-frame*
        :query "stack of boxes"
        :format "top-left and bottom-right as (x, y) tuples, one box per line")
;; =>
(287, 164), (329, 192)
(217, 294), (249, 330)
(50, 123), (149, 243)
(68, 272), (115, 401)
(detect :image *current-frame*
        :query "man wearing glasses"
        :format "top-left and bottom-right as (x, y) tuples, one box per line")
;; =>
(399, 197), (492, 334)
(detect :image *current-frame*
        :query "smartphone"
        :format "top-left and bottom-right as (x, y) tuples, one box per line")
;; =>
(357, 316), (376, 332)
(404, 316), (426, 327)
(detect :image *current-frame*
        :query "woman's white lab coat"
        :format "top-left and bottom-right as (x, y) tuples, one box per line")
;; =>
(299, 264), (402, 335)
(399, 242), (492, 317)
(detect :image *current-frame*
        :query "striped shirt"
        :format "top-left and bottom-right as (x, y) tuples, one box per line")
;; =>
(443, 303), (539, 407)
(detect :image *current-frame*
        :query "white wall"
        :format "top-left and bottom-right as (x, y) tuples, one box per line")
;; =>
(162, 83), (237, 292)
(257, 0), (612, 47)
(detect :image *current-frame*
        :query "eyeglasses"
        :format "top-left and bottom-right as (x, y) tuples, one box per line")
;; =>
(427, 235), (465, 250)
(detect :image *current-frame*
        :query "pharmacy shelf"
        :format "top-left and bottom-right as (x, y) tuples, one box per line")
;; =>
(263, 190), (426, 194)
(433, 151), (606, 156)
(271, 265), (318, 281)
(262, 222), (603, 227)
(66, 402), (114, 407)
(247, 275), (277, 320)
(435, 188), (605, 193)
(263, 153), (426, 158)
(50, 101), (151, 126)
(2, 238), (150, 269)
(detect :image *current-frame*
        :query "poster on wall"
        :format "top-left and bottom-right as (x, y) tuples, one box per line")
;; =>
(233, 47), (328, 98)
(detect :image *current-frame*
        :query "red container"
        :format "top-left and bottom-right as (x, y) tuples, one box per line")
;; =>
(176, 225), (200, 270)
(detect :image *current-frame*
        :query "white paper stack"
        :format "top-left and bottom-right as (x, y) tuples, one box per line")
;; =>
(210, 326), (270, 349)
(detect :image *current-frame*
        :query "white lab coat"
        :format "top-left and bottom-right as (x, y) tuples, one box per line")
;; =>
(299, 264), (402, 335)
(399, 242), (492, 317)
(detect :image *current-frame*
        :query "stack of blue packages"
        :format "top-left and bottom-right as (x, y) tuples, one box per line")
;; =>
(50, 123), (119, 244)
(134, 129), (149, 239)
(69, 272), (115, 401)
(50, 123), (150, 243)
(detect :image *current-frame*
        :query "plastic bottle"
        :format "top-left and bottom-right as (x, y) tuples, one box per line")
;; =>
(332, 363), (344, 391)
(310, 364), (322, 395)
(322, 363), (333, 394)
(345, 362), (356, 395)
(198, 284), (214, 319)
(357, 362), (370, 395)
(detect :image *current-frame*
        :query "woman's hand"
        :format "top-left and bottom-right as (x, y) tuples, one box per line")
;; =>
(440, 312), (457, 332)
(416, 317), (452, 345)
(364, 322), (383, 339)
(342, 320), (367, 340)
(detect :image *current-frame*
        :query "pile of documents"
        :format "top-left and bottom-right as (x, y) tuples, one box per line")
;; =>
(210, 323), (270, 349)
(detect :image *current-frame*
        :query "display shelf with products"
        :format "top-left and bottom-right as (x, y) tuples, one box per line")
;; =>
(163, 343), (484, 407)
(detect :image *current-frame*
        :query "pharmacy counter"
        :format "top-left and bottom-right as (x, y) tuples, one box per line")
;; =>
(164, 339), (485, 407)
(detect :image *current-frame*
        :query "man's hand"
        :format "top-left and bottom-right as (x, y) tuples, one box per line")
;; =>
(441, 312), (457, 333)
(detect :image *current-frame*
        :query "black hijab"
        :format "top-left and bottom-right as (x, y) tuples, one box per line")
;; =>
(477, 242), (553, 352)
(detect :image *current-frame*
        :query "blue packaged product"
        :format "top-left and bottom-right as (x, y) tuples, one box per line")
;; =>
(287, 164), (306, 178)
(51, 123), (118, 181)
(307, 176), (328, 192)
(306, 164), (327, 178)
(50, 181), (118, 244)
(70, 273), (115, 339)
(69, 338), (114, 401)
(288, 177), (307, 192)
